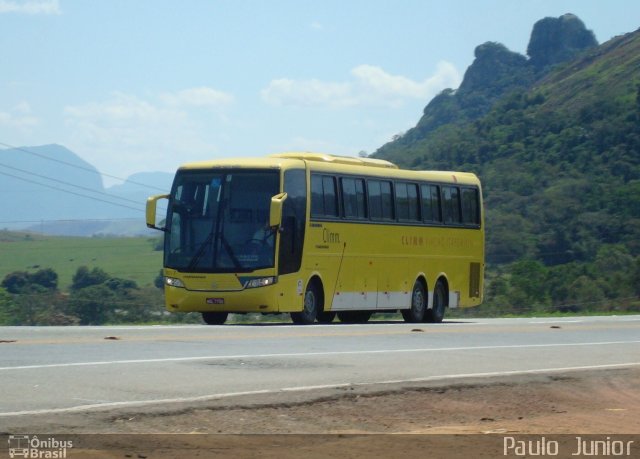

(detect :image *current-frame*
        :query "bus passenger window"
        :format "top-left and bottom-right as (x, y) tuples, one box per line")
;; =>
(368, 180), (394, 221)
(396, 182), (420, 221)
(311, 174), (338, 218)
(311, 175), (323, 217)
(461, 187), (480, 225)
(421, 184), (441, 223)
(407, 183), (419, 221)
(342, 178), (367, 219)
(442, 186), (461, 224)
(380, 181), (394, 220)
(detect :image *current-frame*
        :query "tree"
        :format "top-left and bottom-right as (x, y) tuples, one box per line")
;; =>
(634, 258), (640, 296)
(1, 268), (58, 294)
(565, 275), (606, 311)
(68, 284), (115, 325)
(0, 288), (16, 325)
(594, 244), (635, 298)
(154, 269), (164, 289)
(28, 268), (58, 291)
(104, 277), (138, 292)
(509, 259), (549, 300)
(1, 271), (30, 294)
(71, 266), (109, 290)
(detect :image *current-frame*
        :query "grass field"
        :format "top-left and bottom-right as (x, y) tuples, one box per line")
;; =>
(0, 231), (162, 291)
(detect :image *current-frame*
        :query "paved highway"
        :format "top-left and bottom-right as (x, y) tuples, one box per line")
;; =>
(0, 316), (639, 424)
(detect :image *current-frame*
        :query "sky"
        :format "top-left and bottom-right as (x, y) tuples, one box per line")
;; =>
(1, 0), (639, 187)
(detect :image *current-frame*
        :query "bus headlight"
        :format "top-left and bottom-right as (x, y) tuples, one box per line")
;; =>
(244, 277), (277, 289)
(165, 277), (185, 288)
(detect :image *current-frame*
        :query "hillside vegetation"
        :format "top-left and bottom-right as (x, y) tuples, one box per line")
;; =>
(0, 232), (176, 325)
(0, 231), (161, 290)
(375, 15), (640, 314)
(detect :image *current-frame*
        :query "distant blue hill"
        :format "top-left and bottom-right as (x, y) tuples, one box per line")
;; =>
(0, 144), (173, 236)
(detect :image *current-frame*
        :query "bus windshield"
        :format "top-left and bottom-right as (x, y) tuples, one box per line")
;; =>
(165, 169), (280, 273)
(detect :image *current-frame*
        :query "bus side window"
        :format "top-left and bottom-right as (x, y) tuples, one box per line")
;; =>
(342, 177), (367, 219)
(380, 181), (394, 220)
(442, 186), (461, 224)
(407, 183), (419, 221)
(396, 182), (420, 221)
(368, 179), (394, 221)
(421, 184), (442, 223)
(368, 180), (382, 220)
(323, 176), (338, 217)
(461, 187), (480, 225)
(311, 174), (338, 218)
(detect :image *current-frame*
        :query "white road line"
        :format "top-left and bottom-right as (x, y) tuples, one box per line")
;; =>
(1, 340), (639, 371)
(1, 362), (638, 418)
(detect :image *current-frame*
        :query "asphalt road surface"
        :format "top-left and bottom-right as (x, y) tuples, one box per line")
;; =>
(1, 315), (639, 426)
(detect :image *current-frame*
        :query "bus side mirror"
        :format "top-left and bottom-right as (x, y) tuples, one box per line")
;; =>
(146, 194), (169, 231)
(269, 192), (288, 228)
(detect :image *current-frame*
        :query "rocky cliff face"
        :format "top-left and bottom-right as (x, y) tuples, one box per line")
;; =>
(527, 13), (598, 72)
(457, 42), (530, 97)
(375, 14), (598, 155)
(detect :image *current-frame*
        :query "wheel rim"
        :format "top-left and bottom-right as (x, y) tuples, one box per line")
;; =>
(304, 289), (316, 315)
(412, 285), (425, 313)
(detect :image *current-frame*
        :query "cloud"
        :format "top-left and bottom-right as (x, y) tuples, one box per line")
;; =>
(352, 62), (460, 101)
(159, 87), (234, 108)
(63, 89), (232, 183)
(0, 0), (61, 14)
(261, 62), (461, 109)
(64, 92), (186, 125)
(261, 79), (355, 108)
(0, 102), (39, 130)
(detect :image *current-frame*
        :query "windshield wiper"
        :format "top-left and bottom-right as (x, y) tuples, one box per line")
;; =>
(185, 189), (243, 271)
(219, 232), (242, 270)
(186, 229), (215, 271)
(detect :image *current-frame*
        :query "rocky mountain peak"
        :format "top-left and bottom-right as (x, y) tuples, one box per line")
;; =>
(527, 13), (598, 71)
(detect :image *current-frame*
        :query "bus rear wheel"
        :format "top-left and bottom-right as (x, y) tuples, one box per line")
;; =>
(316, 311), (336, 323)
(291, 282), (320, 325)
(402, 280), (426, 323)
(337, 311), (372, 324)
(202, 311), (228, 325)
(425, 281), (446, 323)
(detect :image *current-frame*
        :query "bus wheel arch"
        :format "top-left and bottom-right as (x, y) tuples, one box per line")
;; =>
(309, 275), (336, 323)
(291, 276), (323, 325)
(401, 275), (428, 323)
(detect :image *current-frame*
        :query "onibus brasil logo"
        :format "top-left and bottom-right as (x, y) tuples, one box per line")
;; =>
(8, 435), (73, 458)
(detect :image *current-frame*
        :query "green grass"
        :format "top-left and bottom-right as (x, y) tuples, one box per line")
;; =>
(0, 231), (162, 291)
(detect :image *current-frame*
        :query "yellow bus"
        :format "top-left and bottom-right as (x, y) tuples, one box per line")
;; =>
(146, 153), (484, 325)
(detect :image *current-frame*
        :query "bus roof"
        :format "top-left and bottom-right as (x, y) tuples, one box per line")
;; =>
(271, 152), (398, 169)
(177, 152), (480, 187)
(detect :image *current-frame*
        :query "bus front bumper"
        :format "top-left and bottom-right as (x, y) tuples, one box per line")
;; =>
(164, 284), (280, 313)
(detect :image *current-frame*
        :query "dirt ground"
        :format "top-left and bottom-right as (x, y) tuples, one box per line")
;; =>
(4, 367), (640, 458)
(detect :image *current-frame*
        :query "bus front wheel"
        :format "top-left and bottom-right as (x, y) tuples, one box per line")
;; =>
(202, 311), (228, 325)
(291, 282), (320, 325)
